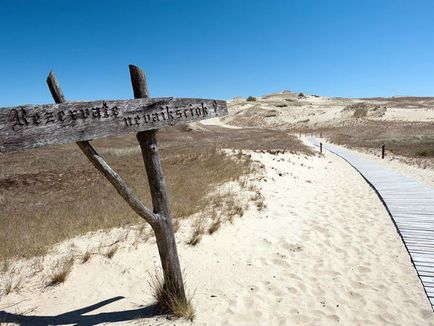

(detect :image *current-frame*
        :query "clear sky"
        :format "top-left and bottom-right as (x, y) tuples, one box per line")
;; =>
(1, 0), (434, 106)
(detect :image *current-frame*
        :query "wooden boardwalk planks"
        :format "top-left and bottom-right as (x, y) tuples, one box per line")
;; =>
(309, 138), (434, 309)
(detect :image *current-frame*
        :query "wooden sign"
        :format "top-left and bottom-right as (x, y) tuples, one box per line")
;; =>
(0, 65), (225, 307)
(0, 97), (227, 152)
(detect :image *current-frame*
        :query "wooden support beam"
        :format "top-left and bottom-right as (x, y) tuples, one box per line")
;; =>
(129, 64), (187, 302)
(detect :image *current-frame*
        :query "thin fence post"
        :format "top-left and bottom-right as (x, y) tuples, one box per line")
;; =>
(382, 144), (385, 159)
(320, 142), (323, 154)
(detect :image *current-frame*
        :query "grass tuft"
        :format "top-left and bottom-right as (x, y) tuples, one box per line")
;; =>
(149, 272), (195, 321)
(104, 245), (118, 259)
(208, 216), (222, 235)
(187, 227), (204, 246)
(47, 257), (74, 286)
(81, 250), (92, 264)
(3, 272), (22, 295)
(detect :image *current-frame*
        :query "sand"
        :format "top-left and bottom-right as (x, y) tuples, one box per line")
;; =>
(1, 148), (433, 325)
(222, 92), (434, 129)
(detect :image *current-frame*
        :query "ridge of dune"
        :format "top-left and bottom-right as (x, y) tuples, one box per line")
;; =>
(223, 91), (434, 130)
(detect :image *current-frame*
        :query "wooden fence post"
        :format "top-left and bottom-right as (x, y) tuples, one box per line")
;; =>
(382, 144), (385, 159)
(130, 65), (186, 302)
(320, 142), (323, 153)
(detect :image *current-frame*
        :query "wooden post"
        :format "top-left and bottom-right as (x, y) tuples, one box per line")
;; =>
(47, 67), (187, 305)
(320, 142), (323, 153)
(129, 65), (186, 302)
(382, 144), (385, 159)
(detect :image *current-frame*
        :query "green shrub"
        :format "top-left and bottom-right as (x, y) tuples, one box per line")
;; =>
(246, 96), (256, 102)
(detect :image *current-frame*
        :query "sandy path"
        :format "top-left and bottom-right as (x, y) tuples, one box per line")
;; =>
(1, 151), (433, 325)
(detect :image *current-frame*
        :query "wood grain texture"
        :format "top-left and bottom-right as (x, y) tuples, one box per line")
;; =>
(0, 97), (227, 152)
(130, 64), (187, 300)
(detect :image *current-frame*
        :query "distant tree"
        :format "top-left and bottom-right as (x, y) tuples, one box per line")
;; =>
(246, 96), (256, 102)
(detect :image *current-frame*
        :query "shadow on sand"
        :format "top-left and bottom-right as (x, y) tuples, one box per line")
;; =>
(0, 296), (164, 325)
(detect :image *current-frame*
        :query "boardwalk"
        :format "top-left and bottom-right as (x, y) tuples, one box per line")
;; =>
(309, 138), (434, 309)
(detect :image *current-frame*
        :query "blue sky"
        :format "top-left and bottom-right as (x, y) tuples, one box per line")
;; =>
(1, 0), (434, 106)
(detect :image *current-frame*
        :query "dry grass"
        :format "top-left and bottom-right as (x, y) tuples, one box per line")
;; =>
(46, 257), (74, 286)
(322, 121), (434, 160)
(187, 217), (205, 246)
(0, 125), (311, 260)
(2, 272), (22, 295)
(81, 250), (92, 264)
(207, 210), (222, 235)
(172, 219), (181, 233)
(149, 272), (195, 321)
(104, 245), (118, 259)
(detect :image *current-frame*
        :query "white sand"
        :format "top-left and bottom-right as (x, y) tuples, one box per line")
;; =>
(1, 150), (433, 325)
(223, 92), (434, 129)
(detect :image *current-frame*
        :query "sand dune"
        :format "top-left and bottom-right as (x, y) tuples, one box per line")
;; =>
(1, 148), (433, 325)
(223, 92), (434, 130)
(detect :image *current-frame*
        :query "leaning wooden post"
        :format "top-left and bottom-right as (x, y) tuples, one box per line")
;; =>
(129, 65), (186, 301)
(382, 144), (385, 159)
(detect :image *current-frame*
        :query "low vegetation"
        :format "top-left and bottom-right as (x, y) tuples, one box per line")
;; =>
(150, 272), (195, 321)
(104, 245), (118, 259)
(2, 273), (22, 295)
(0, 126), (311, 260)
(343, 102), (386, 118)
(46, 257), (74, 286)
(320, 121), (434, 162)
(246, 96), (256, 101)
(81, 250), (92, 264)
(353, 107), (368, 118)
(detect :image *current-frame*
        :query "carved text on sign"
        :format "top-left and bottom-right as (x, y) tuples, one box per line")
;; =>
(10, 102), (119, 132)
(0, 97), (227, 152)
(123, 103), (209, 127)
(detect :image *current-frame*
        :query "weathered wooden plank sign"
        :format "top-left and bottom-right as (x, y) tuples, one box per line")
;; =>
(1, 65), (226, 309)
(0, 97), (227, 152)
